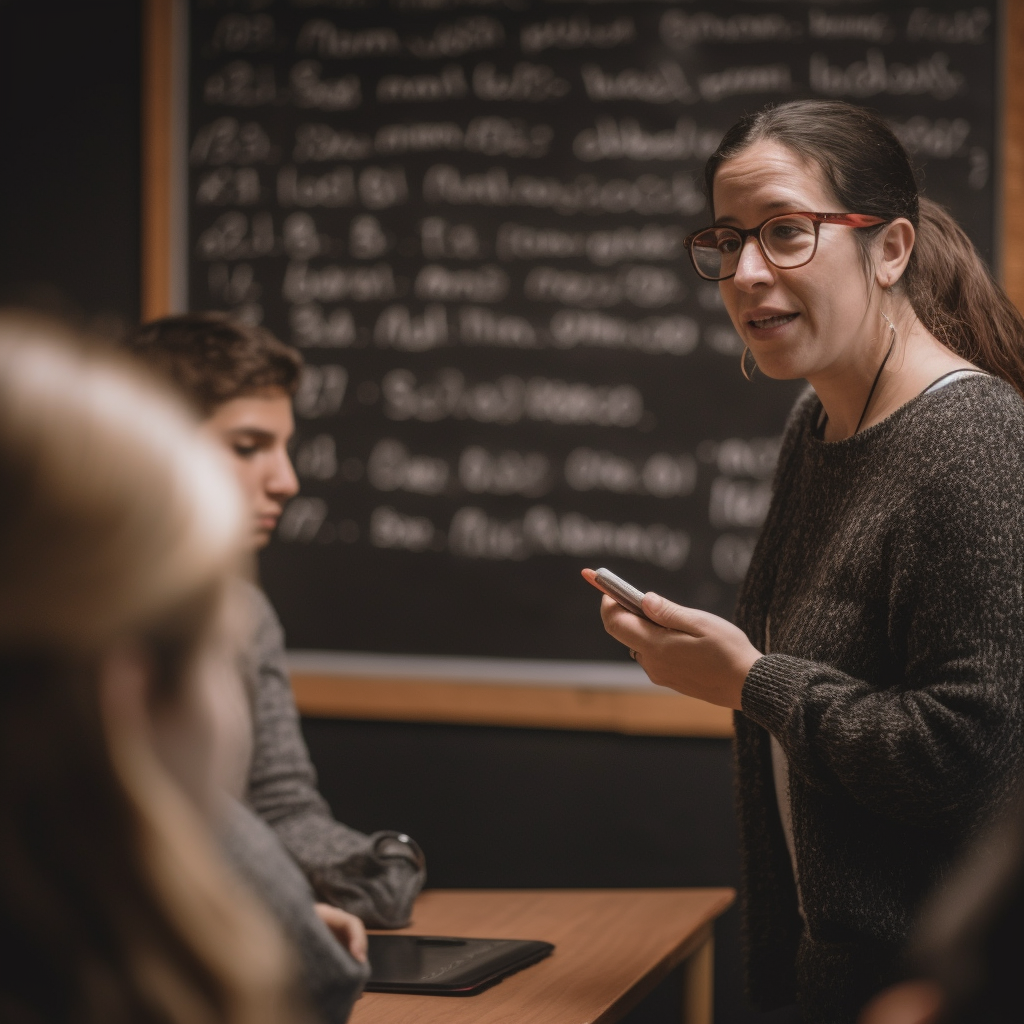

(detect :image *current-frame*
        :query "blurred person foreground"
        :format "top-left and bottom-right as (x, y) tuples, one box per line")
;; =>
(0, 315), (307, 1024)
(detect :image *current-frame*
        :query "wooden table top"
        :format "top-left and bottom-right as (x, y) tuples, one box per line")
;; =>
(350, 888), (735, 1024)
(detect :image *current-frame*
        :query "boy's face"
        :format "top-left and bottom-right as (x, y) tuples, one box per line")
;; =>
(201, 388), (299, 549)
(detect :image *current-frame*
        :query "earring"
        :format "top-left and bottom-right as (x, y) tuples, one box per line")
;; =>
(880, 311), (897, 345)
(740, 345), (758, 381)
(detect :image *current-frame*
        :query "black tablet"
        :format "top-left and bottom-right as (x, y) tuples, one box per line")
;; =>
(365, 934), (555, 995)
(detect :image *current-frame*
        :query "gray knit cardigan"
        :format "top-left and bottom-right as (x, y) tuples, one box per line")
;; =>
(733, 375), (1024, 1023)
(239, 583), (425, 928)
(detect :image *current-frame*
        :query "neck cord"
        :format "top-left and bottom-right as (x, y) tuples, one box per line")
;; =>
(853, 318), (897, 434)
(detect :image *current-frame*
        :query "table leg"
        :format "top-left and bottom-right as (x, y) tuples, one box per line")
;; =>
(681, 933), (714, 1024)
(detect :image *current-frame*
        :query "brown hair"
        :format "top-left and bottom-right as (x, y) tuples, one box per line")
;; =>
(127, 312), (303, 416)
(0, 316), (303, 1024)
(705, 100), (1024, 398)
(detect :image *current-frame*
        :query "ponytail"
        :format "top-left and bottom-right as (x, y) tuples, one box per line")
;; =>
(905, 199), (1024, 398)
(706, 100), (1024, 399)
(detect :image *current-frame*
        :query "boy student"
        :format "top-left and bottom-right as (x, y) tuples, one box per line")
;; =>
(127, 313), (426, 932)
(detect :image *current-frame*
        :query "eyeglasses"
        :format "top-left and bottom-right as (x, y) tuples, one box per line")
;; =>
(684, 212), (887, 281)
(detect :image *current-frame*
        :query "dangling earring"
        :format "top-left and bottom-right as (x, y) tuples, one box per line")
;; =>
(740, 345), (758, 381)
(880, 311), (897, 346)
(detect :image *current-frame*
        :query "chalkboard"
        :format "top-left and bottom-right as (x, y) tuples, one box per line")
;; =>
(186, 0), (1000, 664)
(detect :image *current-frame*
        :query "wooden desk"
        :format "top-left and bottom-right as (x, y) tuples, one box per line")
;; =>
(351, 888), (735, 1024)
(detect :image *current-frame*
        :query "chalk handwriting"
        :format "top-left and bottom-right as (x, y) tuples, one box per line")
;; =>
(370, 506), (437, 552)
(291, 60), (361, 109)
(277, 165), (356, 206)
(460, 447), (551, 497)
(709, 477), (772, 529)
(574, 117), (721, 162)
(374, 305), (449, 350)
(473, 62), (570, 100)
(382, 368), (644, 427)
(350, 214), (389, 258)
(196, 167), (262, 205)
(423, 165), (705, 215)
(459, 307), (538, 347)
(497, 223), (685, 264)
(581, 62), (696, 103)
(295, 364), (349, 418)
(191, 118), (272, 165)
(890, 116), (970, 157)
(810, 50), (963, 100)
(808, 10), (892, 42)
(549, 311), (698, 355)
(377, 64), (467, 101)
(196, 212), (275, 260)
(906, 7), (990, 44)
(711, 534), (756, 584)
(278, 497), (329, 544)
(464, 116), (553, 156)
(525, 266), (681, 308)
(415, 264), (509, 302)
(449, 505), (689, 569)
(283, 261), (396, 302)
(290, 303), (357, 346)
(699, 64), (791, 102)
(421, 217), (482, 258)
(295, 434), (338, 480)
(661, 11), (799, 47)
(369, 440), (450, 494)
(521, 15), (634, 53)
(208, 262), (260, 305)
(284, 211), (325, 260)
(294, 123), (373, 161)
(406, 16), (505, 57)
(358, 166), (408, 208)
(296, 20), (400, 57)
(204, 62), (277, 105)
(697, 437), (781, 479)
(212, 14), (277, 52)
(565, 447), (697, 497)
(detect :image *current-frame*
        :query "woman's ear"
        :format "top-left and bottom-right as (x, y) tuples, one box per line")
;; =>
(876, 218), (916, 289)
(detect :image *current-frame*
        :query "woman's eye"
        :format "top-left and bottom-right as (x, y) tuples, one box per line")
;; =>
(233, 443), (259, 458)
(718, 237), (741, 255)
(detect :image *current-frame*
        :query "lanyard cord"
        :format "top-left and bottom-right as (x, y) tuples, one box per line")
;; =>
(853, 322), (897, 434)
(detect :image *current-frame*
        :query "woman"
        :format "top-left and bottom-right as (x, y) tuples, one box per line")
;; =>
(126, 313), (425, 930)
(0, 316), (304, 1023)
(594, 100), (1024, 1021)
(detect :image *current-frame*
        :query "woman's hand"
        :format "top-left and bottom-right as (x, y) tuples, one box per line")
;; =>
(315, 903), (368, 963)
(600, 592), (761, 710)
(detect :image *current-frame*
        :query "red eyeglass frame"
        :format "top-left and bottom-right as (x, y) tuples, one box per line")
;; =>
(684, 212), (888, 280)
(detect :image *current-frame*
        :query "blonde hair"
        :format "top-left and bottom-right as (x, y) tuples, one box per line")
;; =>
(0, 316), (303, 1024)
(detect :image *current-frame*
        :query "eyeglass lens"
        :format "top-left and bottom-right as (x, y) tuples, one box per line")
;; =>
(690, 215), (819, 280)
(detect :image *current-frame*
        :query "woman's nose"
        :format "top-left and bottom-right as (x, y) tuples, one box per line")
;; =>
(733, 236), (775, 289)
(267, 448), (300, 500)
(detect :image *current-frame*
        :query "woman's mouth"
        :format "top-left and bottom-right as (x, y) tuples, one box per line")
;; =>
(749, 312), (798, 330)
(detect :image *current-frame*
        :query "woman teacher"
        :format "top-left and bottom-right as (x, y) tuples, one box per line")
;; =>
(592, 100), (1024, 1022)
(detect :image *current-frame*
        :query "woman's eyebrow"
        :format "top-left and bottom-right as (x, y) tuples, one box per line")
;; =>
(227, 427), (276, 443)
(714, 199), (808, 226)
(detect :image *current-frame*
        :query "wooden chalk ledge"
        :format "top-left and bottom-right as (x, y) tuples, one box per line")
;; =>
(291, 674), (734, 738)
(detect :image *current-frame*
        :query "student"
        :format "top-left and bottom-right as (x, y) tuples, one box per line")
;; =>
(594, 100), (1024, 1021)
(0, 316), (304, 1024)
(127, 313), (425, 929)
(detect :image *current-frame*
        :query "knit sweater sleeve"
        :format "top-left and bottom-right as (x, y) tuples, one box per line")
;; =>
(241, 584), (425, 927)
(740, 391), (1024, 829)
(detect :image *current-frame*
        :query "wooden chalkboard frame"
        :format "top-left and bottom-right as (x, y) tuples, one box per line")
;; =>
(141, 0), (1019, 737)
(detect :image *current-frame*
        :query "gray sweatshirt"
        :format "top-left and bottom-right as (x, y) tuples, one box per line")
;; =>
(238, 583), (425, 928)
(733, 376), (1024, 1023)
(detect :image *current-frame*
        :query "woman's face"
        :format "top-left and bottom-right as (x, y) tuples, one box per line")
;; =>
(713, 139), (880, 381)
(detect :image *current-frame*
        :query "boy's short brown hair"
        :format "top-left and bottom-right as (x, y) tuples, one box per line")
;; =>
(127, 312), (303, 416)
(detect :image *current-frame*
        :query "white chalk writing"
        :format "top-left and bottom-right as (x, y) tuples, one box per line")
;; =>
(423, 165), (705, 214)
(525, 266), (681, 308)
(284, 261), (396, 302)
(808, 10), (892, 42)
(460, 447), (551, 497)
(377, 65), (467, 101)
(810, 50), (963, 100)
(521, 15), (634, 53)
(369, 440), (450, 494)
(291, 60), (361, 109)
(382, 369), (644, 427)
(660, 10), (799, 46)
(891, 116), (970, 157)
(416, 265), (509, 302)
(549, 311), (698, 355)
(296, 21), (400, 57)
(375, 305), (449, 351)
(699, 63), (791, 102)
(581, 62), (695, 103)
(294, 123), (372, 161)
(191, 118), (272, 165)
(565, 447), (697, 497)
(906, 7), (990, 44)
(294, 364), (349, 418)
(196, 212), (275, 260)
(459, 307), (538, 347)
(574, 117), (721, 162)
(290, 303), (357, 346)
(204, 61), (277, 106)
(473, 62), (570, 100)
(406, 16), (505, 57)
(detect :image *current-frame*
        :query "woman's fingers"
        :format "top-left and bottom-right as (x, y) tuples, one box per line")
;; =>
(640, 592), (705, 635)
(315, 903), (369, 963)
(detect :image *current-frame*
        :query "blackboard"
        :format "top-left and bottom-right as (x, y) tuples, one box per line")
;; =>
(186, 0), (1000, 664)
